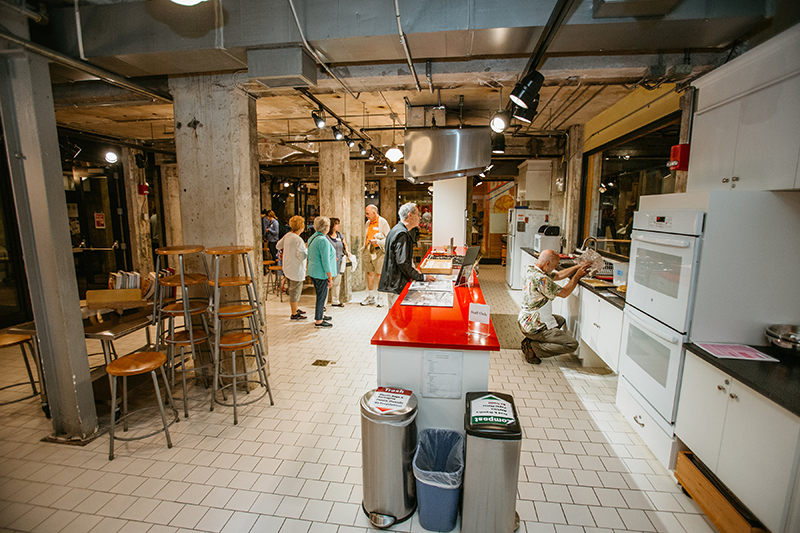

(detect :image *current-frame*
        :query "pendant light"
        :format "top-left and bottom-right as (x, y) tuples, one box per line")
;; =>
(385, 117), (403, 163)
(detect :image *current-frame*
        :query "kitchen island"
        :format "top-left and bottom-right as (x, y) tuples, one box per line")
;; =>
(371, 255), (500, 431)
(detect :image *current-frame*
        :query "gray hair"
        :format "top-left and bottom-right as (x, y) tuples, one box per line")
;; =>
(313, 216), (330, 233)
(398, 202), (418, 221)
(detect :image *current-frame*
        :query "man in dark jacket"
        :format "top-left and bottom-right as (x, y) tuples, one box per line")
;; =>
(379, 202), (435, 307)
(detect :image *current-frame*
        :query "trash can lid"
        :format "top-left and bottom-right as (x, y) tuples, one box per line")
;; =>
(360, 387), (418, 423)
(464, 391), (521, 440)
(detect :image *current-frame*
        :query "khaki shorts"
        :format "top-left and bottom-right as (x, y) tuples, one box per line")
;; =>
(286, 279), (303, 302)
(362, 249), (385, 274)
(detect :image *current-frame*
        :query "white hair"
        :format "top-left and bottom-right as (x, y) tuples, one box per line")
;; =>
(314, 216), (330, 233)
(398, 202), (417, 221)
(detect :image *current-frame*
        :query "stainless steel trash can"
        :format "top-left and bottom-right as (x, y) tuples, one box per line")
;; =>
(360, 387), (418, 529)
(461, 391), (521, 533)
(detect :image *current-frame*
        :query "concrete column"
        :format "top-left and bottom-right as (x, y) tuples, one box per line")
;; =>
(564, 124), (584, 253)
(122, 147), (153, 273)
(170, 73), (265, 342)
(319, 134), (350, 225)
(379, 176), (397, 227)
(160, 163), (183, 247)
(349, 160), (366, 292)
(0, 51), (98, 440)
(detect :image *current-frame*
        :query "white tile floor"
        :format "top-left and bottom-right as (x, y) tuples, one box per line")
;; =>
(0, 266), (718, 533)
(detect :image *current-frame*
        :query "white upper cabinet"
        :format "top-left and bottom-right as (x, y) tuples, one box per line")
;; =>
(687, 24), (800, 192)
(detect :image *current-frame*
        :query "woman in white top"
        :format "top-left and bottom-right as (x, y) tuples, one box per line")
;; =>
(276, 215), (308, 320)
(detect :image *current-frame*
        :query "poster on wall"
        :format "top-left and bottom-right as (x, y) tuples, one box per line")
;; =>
(489, 181), (515, 233)
(94, 213), (106, 229)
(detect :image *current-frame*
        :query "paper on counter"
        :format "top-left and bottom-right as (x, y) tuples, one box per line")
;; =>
(422, 350), (463, 398)
(697, 343), (779, 362)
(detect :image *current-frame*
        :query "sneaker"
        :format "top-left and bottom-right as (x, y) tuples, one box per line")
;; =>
(323, 315), (332, 321)
(297, 309), (307, 315)
(314, 321), (332, 328)
(376, 301), (384, 308)
(290, 313), (306, 320)
(361, 297), (375, 306)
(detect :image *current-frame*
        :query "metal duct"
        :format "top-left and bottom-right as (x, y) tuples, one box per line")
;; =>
(593, 0), (683, 18)
(248, 47), (317, 87)
(403, 128), (491, 183)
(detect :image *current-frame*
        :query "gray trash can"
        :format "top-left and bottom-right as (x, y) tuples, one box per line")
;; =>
(360, 387), (418, 529)
(461, 391), (521, 533)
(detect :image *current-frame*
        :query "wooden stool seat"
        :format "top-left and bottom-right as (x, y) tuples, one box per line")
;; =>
(161, 300), (208, 316)
(0, 334), (32, 348)
(219, 304), (256, 319)
(107, 351), (167, 377)
(160, 273), (207, 287)
(219, 332), (257, 350)
(205, 245), (253, 255)
(165, 329), (210, 347)
(208, 276), (251, 287)
(268, 265), (282, 272)
(263, 260), (276, 265)
(155, 245), (205, 255)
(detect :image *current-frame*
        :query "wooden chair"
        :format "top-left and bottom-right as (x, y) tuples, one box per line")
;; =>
(0, 334), (38, 402)
(106, 351), (178, 460)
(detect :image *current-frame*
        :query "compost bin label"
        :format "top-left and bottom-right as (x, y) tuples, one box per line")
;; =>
(368, 387), (412, 413)
(470, 394), (514, 425)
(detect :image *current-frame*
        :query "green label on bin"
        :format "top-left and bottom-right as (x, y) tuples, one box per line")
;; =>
(470, 395), (514, 425)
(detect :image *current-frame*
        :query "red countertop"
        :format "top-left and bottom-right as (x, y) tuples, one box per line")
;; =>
(370, 247), (500, 351)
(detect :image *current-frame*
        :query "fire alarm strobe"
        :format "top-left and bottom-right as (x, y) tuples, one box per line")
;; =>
(667, 143), (690, 171)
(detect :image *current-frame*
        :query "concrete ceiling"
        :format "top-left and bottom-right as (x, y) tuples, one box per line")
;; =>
(25, 0), (793, 165)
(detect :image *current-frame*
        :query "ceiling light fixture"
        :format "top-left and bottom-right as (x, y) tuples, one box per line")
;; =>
(170, 0), (208, 5)
(510, 70), (545, 109)
(491, 133), (505, 154)
(475, 180), (483, 187)
(368, 149), (375, 161)
(332, 123), (344, 140)
(391, 165), (397, 173)
(345, 134), (356, 148)
(283, 181), (290, 188)
(105, 151), (118, 164)
(479, 172), (486, 178)
(490, 110), (510, 133)
(311, 109), (326, 129)
(385, 117), (404, 163)
(512, 101), (538, 124)
(359, 143), (368, 156)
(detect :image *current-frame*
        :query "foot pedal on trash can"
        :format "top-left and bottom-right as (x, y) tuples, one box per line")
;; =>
(367, 512), (395, 529)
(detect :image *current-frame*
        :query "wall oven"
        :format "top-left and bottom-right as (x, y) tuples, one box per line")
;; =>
(619, 210), (704, 425)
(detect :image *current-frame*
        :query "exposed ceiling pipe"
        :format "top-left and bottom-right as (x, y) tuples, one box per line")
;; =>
(286, 0), (360, 100)
(540, 84), (588, 130)
(0, 25), (173, 103)
(74, 0), (86, 60)
(553, 85), (607, 130)
(527, 85), (563, 129)
(393, 0), (421, 92)
(0, 0), (47, 24)
(426, 60), (433, 93)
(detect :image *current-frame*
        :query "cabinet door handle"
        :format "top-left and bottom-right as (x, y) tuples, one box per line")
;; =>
(729, 393), (739, 400)
(722, 178), (730, 183)
(724, 379), (730, 385)
(633, 415), (645, 427)
(717, 385), (726, 391)
(731, 176), (739, 182)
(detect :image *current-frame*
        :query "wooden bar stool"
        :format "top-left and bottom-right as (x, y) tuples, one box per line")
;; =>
(267, 265), (283, 300)
(107, 351), (178, 460)
(206, 245), (273, 424)
(0, 334), (38, 402)
(165, 326), (212, 418)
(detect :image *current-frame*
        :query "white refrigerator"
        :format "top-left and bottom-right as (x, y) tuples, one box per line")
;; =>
(505, 207), (548, 290)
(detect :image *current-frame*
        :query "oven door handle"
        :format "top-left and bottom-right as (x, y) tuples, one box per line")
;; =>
(626, 312), (680, 345)
(634, 233), (690, 249)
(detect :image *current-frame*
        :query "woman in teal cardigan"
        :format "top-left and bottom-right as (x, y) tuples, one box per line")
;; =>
(306, 216), (337, 328)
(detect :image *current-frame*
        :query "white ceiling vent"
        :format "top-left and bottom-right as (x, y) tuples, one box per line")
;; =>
(247, 47), (317, 87)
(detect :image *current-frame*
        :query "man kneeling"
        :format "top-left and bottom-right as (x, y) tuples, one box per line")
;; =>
(518, 249), (589, 364)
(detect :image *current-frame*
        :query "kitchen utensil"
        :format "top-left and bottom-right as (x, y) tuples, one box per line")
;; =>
(765, 325), (800, 351)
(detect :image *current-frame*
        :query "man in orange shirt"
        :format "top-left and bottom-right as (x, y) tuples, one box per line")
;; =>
(361, 204), (391, 307)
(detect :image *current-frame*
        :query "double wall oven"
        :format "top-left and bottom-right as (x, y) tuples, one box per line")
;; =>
(617, 210), (704, 464)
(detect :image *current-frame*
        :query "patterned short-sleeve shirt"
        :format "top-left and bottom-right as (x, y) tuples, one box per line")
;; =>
(518, 265), (561, 334)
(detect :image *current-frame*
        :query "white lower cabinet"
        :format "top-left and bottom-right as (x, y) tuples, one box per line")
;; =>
(676, 352), (800, 533)
(579, 290), (622, 372)
(617, 377), (679, 469)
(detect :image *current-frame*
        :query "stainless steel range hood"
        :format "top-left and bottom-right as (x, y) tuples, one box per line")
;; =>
(403, 128), (491, 184)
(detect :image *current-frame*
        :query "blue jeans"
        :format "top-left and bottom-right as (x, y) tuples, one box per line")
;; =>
(312, 277), (329, 321)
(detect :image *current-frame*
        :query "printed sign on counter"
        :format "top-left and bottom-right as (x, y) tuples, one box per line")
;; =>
(422, 350), (463, 399)
(368, 387), (412, 413)
(470, 394), (515, 425)
(469, 303), (490, 324)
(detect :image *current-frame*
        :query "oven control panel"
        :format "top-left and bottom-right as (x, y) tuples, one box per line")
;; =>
(633, 210), (704, 236)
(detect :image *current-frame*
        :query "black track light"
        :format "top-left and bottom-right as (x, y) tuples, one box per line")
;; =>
(332, 124), (343, 140)
(368, 149), (375, 161)
(510, 70), (544, 109)
(512, 101), (538, 124)
(359, 143), (368, 156)
(490, 110), (511, 133)
(492, 133), (505, 154)
(311, 110), (326, 129)
(345, 135), (356, 148)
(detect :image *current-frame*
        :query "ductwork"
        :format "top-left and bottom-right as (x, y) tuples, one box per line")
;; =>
(403, 128), (491, 183)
